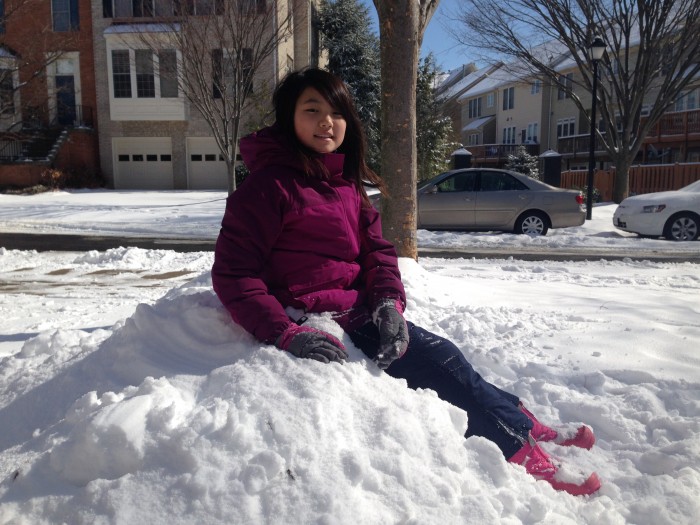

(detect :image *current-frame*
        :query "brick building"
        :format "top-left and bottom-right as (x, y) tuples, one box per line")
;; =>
(0, 0), (100, 187)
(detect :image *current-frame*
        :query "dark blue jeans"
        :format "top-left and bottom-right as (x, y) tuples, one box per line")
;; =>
(348, 320), (533, 459)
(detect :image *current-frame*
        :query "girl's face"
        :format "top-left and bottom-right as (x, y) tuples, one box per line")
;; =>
(294, 87), (347, 154)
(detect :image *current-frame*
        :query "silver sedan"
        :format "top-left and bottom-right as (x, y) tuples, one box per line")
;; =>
(414, 168), (585, 236)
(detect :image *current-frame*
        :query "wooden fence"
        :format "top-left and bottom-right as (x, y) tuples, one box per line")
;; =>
(560, 163), (700, 201)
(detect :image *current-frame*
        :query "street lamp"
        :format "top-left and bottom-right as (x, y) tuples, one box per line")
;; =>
(586, 35), (607, 220)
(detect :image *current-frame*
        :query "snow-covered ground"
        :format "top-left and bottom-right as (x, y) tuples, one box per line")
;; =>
(0, 190), (699, 524)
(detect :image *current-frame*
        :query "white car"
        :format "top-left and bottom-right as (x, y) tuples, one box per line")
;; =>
(613, 180), (700, 240)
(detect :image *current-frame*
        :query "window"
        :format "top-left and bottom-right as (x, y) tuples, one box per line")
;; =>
(486, 93), (494, 108)
(112, 49), (179, 99)
(556, 117), (576, 138)
(526, 123), (539, 143)
(558, 73), (573, 100)
(468, 97), (482, 119)
(0, 0), (5, 33)
(133, 0), (152, 16)
(112, 50), (132, 98)
(52, 0), (79, 31)
(467, 133), (479, 146)
(480, 171), (528, 192)
(135, 50), (155, 98)
(239, 0), (267, 14)
(436, 171), (477, 193)
(502, 126), (516, 144)
(675, 89), (699, 111)
(212, 48), (253, 99)
(531, 80), (541, 95)
(158, 50), (178, 98)
(0, 69), (14, 114)
(502, 87), (514, 110)
(113, 0), (130, 17)
(182, 0), (225, 15)
(106, 0), (190, 17)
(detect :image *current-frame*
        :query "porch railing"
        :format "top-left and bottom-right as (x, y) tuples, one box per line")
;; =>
(468, 143), (540, 162)
(557, 108), (700, 156)
(0, 105), (93, 162)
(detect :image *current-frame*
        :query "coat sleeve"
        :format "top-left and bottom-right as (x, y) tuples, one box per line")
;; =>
(211, 174), (292, 344)
(357, 203), (407, 310)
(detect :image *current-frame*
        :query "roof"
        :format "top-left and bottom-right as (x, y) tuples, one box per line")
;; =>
(104, 23), (180, 35)
(441, 64), (501, 101)
(462, 115), (495, 131)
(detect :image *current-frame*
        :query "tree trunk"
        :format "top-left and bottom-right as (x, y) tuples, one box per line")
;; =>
(374, 0), (425, 259)
(612, 154), (631, 204)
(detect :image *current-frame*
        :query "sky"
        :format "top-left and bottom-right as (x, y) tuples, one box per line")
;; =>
(361, 0), (471, 72)
(0, 189), (699, 524)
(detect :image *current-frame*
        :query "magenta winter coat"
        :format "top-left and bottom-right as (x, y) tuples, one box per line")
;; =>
(211, 125), (405, 344)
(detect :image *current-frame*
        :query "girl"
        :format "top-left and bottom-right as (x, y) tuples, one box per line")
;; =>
(211, 68), (600, 496)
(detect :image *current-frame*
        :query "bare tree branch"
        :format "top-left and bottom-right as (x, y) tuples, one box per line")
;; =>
(132, 0), (298, 192)
(449, 0), (700, 201)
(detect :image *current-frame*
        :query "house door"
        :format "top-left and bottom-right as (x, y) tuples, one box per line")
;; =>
(56, 75), (76, 126)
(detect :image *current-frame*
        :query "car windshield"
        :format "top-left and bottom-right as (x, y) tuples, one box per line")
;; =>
(679, 180), (700, 193)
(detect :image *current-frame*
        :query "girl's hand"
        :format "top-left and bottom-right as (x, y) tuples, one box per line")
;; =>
(276, 325), (348, 364)
(372, 298), (409, 369)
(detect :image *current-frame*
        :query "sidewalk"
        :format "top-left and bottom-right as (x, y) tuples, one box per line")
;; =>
(3, 231), (699, 262)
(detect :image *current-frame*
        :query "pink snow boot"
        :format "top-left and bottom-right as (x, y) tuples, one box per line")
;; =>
(508, 436), (601, 496)
(520, 404), (596, 450)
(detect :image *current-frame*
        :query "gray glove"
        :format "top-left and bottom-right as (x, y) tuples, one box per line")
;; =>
(372, 298), (409, 369)
(276, 325), (348, 364)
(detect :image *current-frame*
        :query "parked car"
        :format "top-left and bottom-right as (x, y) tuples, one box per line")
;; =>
(377, 168), (585, 236)
(612, 180), (700, 241)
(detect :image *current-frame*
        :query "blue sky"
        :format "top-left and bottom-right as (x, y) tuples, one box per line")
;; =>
(360, 0), (471, 73)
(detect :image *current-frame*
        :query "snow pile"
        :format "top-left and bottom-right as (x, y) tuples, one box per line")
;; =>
(1, 257), (699, 524)
(1, 190), (699, 524)
(0, 267), (577, 524)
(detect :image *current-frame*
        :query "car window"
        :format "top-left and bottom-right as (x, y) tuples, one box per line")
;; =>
(479, 171), (529, 192)
(436, 171), (477, 192)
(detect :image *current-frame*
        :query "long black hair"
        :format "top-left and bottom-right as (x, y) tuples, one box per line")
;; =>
(272, 68), (384, 204)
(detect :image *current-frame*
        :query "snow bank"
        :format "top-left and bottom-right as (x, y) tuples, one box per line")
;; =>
(1, 252), (698, 524)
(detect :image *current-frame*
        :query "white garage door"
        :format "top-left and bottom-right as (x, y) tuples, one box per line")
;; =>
(113, 138), (173, 189)
(187, 137), (228, 190)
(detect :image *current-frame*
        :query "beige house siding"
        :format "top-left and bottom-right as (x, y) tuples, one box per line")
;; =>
(495, 81), (543, 145)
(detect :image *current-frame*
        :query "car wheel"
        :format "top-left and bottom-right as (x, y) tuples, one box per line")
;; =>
(663, 212), (700, 241)
(515, 211), (549, 236)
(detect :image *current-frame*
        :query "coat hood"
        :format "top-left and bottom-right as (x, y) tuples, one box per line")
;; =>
(240, 125), (345, 178)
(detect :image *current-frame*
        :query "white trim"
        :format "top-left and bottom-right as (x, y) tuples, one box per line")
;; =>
(46, 51), (82, 125)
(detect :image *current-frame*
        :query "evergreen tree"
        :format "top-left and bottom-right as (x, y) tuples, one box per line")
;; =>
(319, 0), (381, 173)
(416, 54), (458, 183)
(505, 145), (540, 180)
